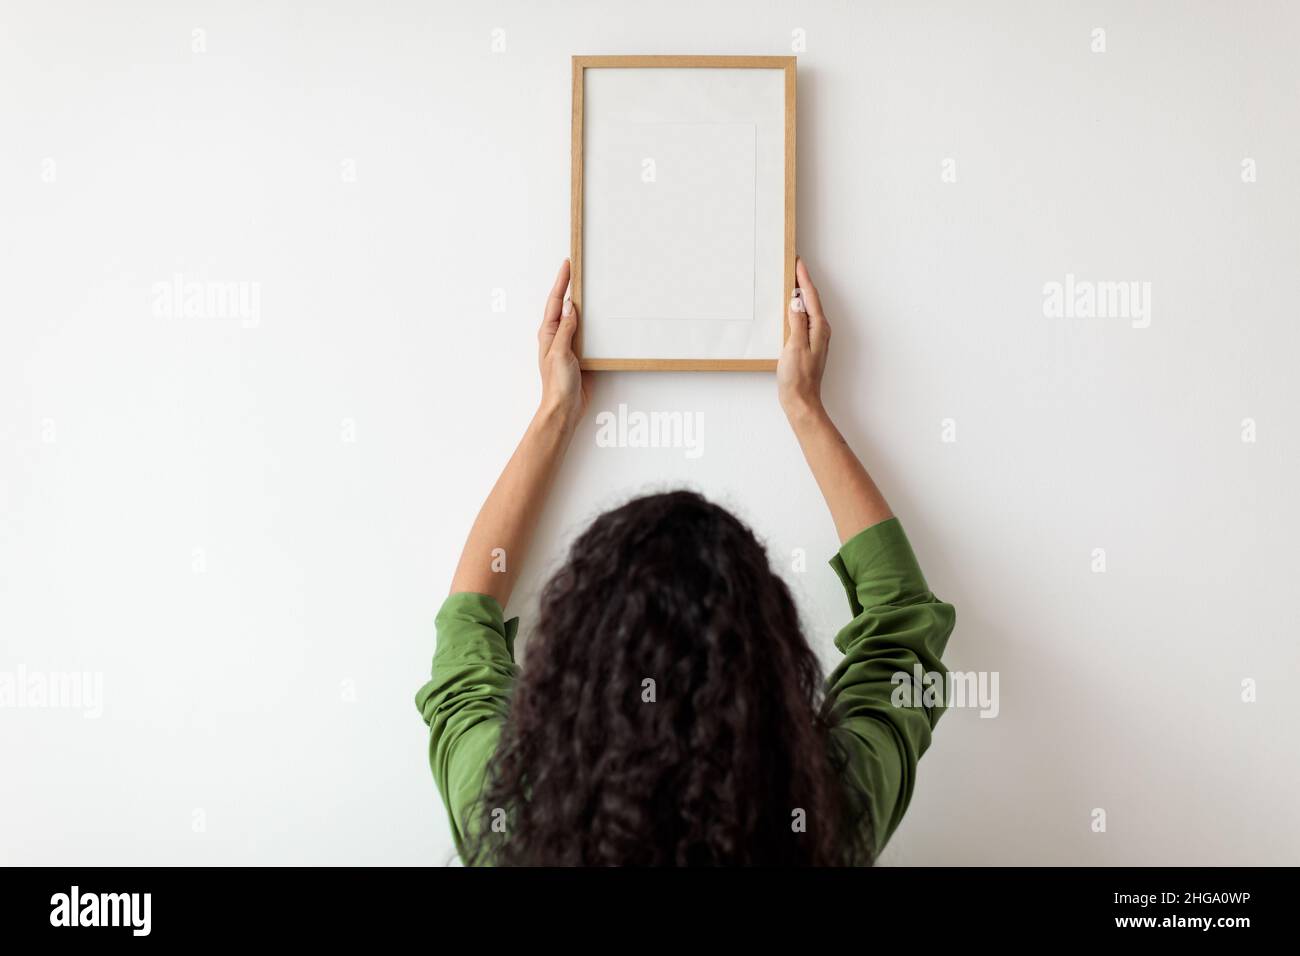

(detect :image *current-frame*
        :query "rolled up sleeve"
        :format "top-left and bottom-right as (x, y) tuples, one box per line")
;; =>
(823, 518), (955, 856)
(415, 592), (518, 858)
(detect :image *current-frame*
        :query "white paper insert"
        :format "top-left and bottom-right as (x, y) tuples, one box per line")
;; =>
(586, 122), (756, 323)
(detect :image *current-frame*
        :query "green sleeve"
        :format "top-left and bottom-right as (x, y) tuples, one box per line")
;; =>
(823, 517), (956, 857)
(415, 591), (518, 860)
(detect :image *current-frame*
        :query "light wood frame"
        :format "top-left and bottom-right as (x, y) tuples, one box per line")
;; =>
(571, 55), (797, 371)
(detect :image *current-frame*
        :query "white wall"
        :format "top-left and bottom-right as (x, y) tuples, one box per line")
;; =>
(3, 0), (1297, 865)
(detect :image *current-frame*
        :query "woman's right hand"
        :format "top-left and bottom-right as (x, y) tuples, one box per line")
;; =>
(777, 258), (831, 421)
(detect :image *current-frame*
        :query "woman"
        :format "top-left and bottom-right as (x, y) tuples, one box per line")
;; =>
(416, 258), (955, 865)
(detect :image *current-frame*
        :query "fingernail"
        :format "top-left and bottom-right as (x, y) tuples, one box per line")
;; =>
(790, 290), (806, 313)
(562, 297), (573, 316)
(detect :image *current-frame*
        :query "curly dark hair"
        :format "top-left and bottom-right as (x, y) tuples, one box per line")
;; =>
(465, 490), (870, 866)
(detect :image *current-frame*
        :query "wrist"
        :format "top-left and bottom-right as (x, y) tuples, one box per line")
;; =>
(533, 399), (581, 437)
(782, 395), (829, 430)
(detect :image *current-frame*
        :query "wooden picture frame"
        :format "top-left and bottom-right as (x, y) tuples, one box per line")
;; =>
(571, 55), (797, 371)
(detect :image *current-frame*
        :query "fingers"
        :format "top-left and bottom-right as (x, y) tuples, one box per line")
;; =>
(797, 257), (831, 354)
(787, 286), (810, 349)
(538, 258), (571, 360)
(795, 257), (823, 319)
(544, 258), (571, 318)
(551, 294), (578, 356)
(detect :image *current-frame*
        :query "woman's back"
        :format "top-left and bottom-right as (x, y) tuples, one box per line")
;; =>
(417, 493), (954, 865)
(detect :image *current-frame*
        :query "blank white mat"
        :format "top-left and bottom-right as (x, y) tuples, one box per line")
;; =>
(581, 67), (787, 361)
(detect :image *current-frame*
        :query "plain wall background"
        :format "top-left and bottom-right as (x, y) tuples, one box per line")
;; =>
(2, 0), (1297, 865)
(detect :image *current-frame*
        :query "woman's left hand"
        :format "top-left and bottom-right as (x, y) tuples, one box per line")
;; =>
(537, 258), (590, 426)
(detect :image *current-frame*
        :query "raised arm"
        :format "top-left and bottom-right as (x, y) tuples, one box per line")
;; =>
(419, 259), (589, 860)
(449, 259), (590, 605)
(778, 258), (892, 542)
(778, 258), (955, 858)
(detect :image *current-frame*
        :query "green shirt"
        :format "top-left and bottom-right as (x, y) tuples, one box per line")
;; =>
(416, 517), (955, 863)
